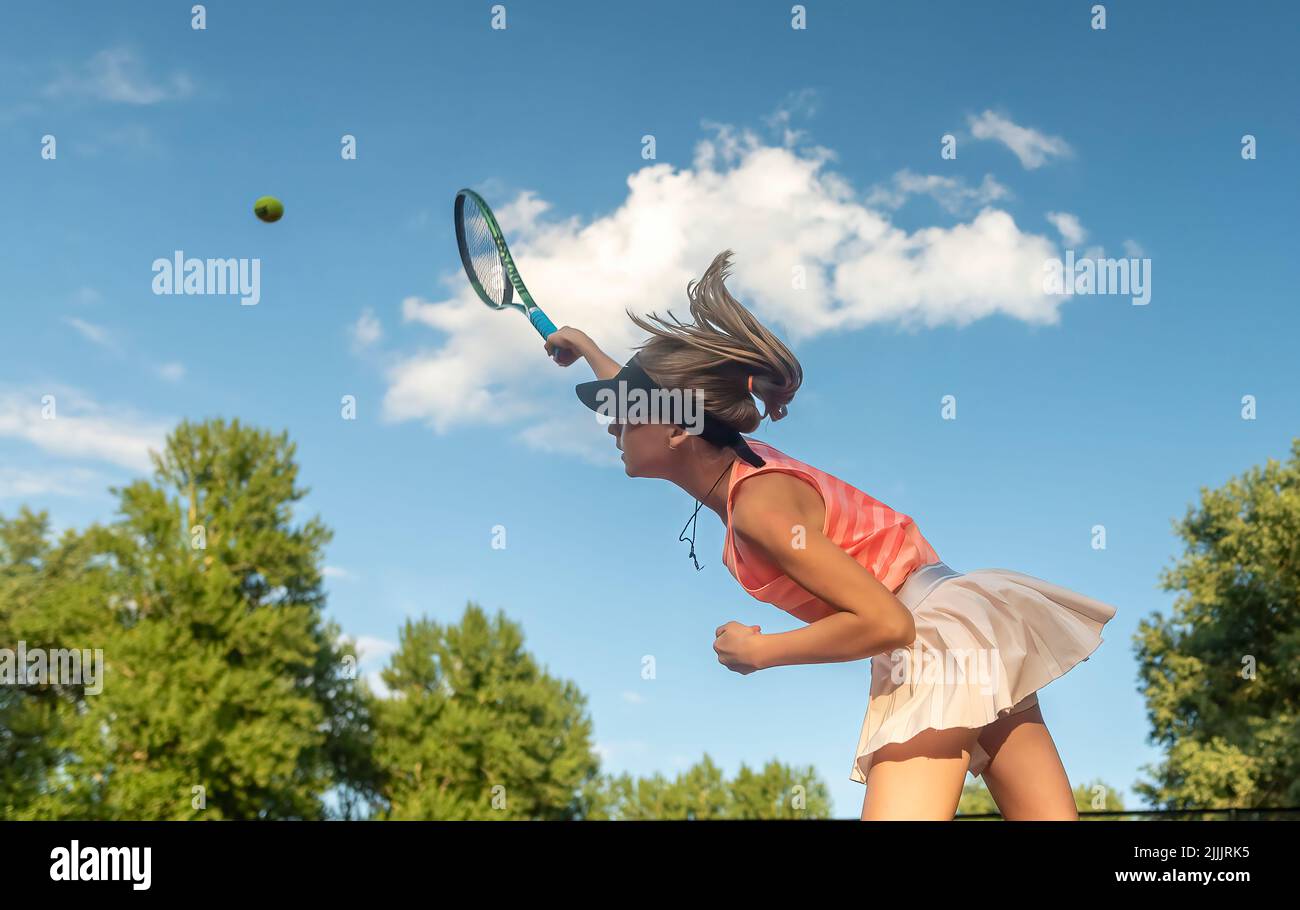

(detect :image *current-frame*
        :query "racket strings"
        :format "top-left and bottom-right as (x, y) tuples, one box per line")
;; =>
(463, 204), (509, 306)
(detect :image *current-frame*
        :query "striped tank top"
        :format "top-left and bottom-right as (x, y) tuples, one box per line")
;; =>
(722, 439), (941, 624)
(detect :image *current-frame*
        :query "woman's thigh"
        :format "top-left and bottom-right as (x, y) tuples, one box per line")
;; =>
(860, 726), (981, 820)
(976, 703), (1079, 820)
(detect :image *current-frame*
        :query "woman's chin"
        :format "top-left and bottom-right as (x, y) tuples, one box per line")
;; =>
(620, 454), (645, 477)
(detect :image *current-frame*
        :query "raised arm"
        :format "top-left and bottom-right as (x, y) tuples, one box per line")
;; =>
(715, 472), (917, 672)
(545, 327), (623, 379)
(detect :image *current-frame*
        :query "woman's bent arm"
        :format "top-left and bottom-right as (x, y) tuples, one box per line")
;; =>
(729, 474), (916, 668)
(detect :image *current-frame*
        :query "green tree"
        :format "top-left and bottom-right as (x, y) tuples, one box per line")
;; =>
(1, 508), (117, 816)
(370, 605), (599, 820)
(1073, 778), (1126, 818)
(731, 758), (831, 818)
(4, 418), (378, 819)
(956, 778), (1125, 819)
(1134, 438), (1300, 810)
(956, 781), (998, 817)
(583, 754), (831, 819)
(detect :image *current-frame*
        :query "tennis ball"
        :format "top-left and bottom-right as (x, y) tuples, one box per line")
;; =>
(253, 196), (284, 223)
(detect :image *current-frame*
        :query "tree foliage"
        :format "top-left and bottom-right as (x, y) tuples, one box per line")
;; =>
(369, 605), (599, 819)
(1, 419), (378, 818)
(4, 415), (1135, 820)
(582, 754), (831, 819)
(1134, 438), (1300, 809)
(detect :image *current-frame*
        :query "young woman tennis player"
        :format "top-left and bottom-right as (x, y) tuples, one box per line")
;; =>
(545, 251), (1117, 821)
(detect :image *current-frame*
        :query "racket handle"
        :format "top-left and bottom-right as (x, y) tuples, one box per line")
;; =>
(529, 308), (558, 341)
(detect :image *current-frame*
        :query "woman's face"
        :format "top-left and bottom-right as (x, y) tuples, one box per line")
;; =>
(608, 419), (676, 478)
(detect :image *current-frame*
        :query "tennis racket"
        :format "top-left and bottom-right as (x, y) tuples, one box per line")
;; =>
(454, 188), (560, 353)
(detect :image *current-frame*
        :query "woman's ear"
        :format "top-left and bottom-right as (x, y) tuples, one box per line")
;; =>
(665, 425), (692, 452)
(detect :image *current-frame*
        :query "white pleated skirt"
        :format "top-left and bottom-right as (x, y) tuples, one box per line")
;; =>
(849, 561), (1117, 784)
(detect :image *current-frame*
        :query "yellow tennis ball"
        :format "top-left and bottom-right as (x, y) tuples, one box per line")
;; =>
(253, 196), (284, 223)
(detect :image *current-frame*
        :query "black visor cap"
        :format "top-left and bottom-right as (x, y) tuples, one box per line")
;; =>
(575, 353), (766, 468)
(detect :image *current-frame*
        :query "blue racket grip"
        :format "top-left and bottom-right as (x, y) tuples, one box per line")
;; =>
(530, 309), (559, 344)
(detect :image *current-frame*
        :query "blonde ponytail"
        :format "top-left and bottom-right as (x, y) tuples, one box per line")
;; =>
(627, 250), (803, 433)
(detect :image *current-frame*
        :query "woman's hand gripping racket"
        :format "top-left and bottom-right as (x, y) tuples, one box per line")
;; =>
(454, 188), (565, 359)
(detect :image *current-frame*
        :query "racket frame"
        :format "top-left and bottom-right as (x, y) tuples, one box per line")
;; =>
(454, 188), (558, 340)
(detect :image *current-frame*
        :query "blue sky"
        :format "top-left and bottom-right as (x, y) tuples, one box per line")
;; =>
(2, 1), (1297, 817)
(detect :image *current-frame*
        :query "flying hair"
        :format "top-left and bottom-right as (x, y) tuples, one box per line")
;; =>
(627, 250), (803, 434)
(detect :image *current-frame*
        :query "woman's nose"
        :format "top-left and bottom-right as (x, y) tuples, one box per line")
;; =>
(607, 422), (620, 437)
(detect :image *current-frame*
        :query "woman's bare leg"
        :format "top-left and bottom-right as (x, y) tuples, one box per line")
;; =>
(976, 703), (1079, 820)
(860, 726), (981, 820)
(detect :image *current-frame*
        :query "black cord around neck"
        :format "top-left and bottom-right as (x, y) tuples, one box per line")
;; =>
(678, 459), (737, 571)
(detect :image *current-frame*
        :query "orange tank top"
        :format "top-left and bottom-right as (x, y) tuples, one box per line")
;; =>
(722, 439), (941, 624)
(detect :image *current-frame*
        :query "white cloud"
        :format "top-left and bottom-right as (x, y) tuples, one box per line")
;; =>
(0, 466), (99, 500)
(155, 362), (185, 382)
(351, 635), (396, 664)
(0, 468), (68, 499)
(337, 634), (398, 699)
(763, 88), (820, 147)
(968, 110), (1072, 169)
(516, 409), (622, 467)
(621, 690), (646, 705)
(593, 740), (650, 763)
(350, 308), (382, 348)
(867, 170), (1010, 215)
(323, 565), (356, 580)
(82, 124), (166, 158)
(379, 122), (1071, 447)
(62, 316), (113, 348)
(44, 47), (193, 105)
(62, 314), (186, 382)
(1046, 211), (1087, 246)
(0, 387), (166, 472)
(363, 672), (392, 699)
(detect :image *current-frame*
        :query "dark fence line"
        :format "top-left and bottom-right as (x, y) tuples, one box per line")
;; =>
(952, 806), (1300, 820)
